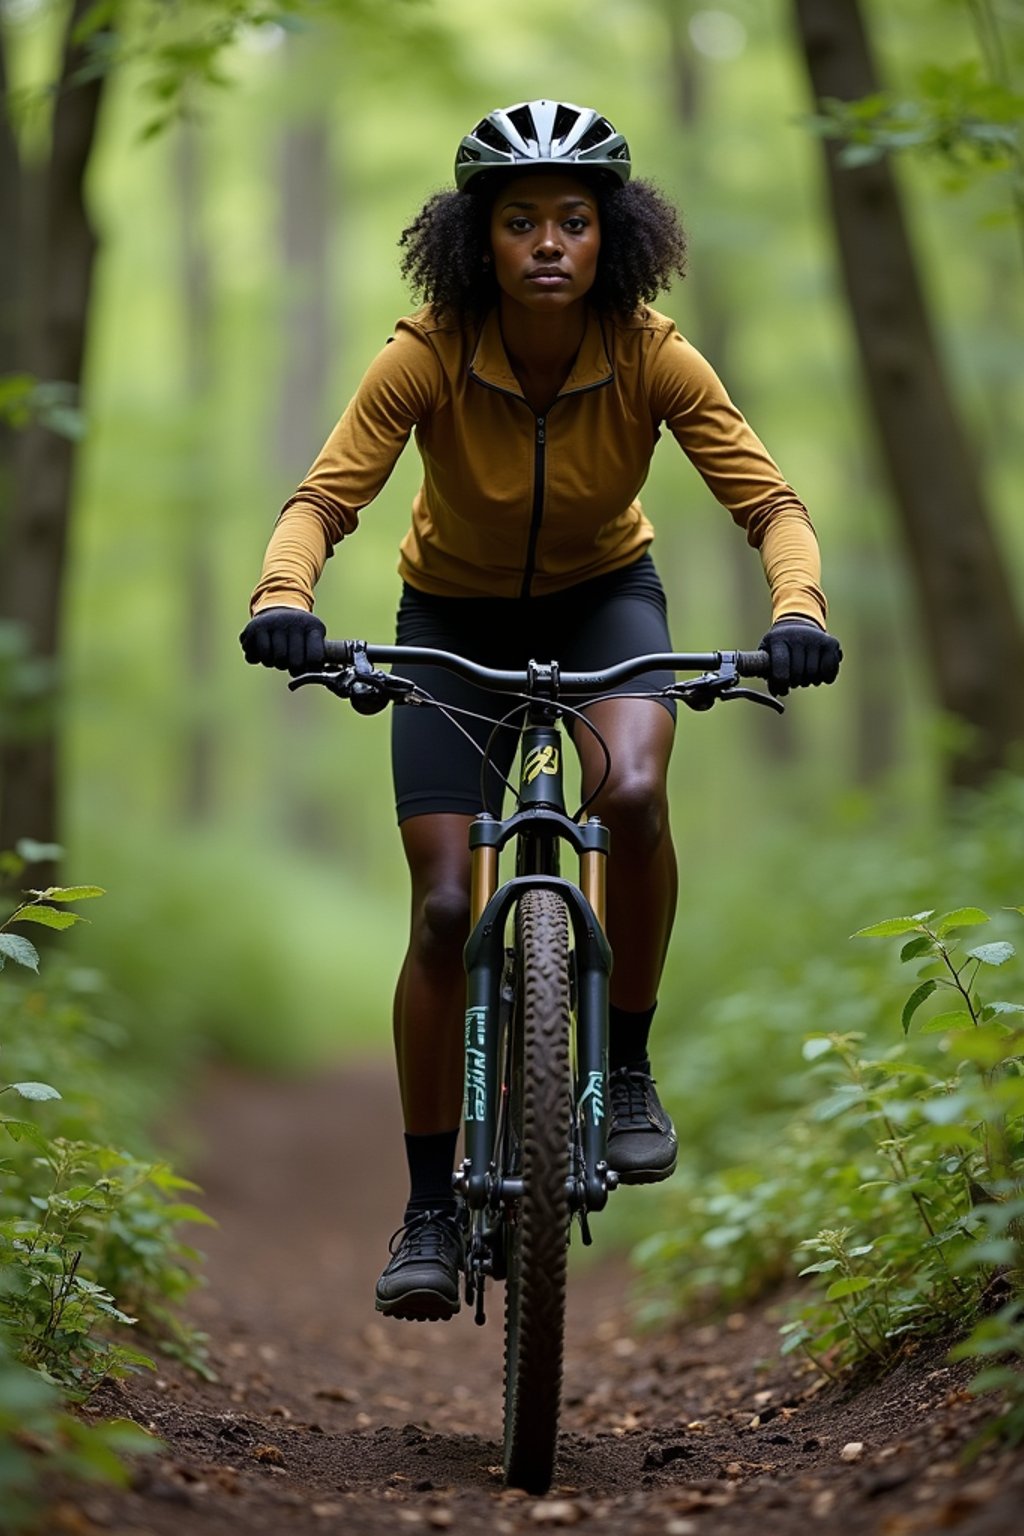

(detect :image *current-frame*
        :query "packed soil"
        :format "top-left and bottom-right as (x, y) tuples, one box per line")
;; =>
(51, 1062), (1023, 1536)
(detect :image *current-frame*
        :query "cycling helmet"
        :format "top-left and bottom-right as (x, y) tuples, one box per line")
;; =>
(455, 99), (631, 191)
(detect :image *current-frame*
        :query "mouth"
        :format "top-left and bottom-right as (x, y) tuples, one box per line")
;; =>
(526, 268), (570, 287)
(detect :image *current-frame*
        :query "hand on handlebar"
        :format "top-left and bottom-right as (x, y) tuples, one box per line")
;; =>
(240, 606), (326, 677)
(759, 617), (842, 699)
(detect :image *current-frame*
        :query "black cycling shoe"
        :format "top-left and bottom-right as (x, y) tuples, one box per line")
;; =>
(606, 1064), (678, 1185)
(374, 1209), (464, 1322)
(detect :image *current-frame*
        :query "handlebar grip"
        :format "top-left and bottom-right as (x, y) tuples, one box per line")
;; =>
(736, 649), (770, 678)
(323, 639), (354, 666)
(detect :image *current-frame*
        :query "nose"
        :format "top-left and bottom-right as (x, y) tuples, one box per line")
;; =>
(533, 223), (563, 257)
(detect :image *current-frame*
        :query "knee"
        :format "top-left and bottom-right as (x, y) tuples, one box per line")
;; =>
(594, 771), (669, 856)
(412, 882), (471, 965)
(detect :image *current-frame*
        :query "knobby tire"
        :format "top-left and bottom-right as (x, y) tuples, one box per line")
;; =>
(502, 888), (573, 1495)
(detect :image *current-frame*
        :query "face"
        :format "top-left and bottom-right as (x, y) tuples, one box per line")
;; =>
(488, 172), (601, 312)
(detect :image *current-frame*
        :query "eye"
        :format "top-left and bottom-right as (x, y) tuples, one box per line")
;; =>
(507, 216), (533, 233)
(564, 217), (589, 233)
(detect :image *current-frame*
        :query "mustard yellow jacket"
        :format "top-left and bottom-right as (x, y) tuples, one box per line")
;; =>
(250, 304), (827, 625)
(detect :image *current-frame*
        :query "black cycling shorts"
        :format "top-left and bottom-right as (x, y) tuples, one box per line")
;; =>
(391, 553), (676, 823)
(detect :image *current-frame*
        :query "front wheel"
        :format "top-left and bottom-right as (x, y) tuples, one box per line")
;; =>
(502, 888), (573, 1494)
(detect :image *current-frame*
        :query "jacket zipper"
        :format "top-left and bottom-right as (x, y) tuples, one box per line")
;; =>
(469, 364), (613, 600)
(520, 414), (547, 601)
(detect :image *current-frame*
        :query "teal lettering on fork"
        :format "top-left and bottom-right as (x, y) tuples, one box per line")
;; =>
(464, 1005), (488, 1122)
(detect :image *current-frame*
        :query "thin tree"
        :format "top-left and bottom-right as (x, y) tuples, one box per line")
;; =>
(792, 0), (1024, 789)
(0, 0), (110, 871)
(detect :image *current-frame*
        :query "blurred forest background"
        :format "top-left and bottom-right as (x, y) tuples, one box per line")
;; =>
(1, 0), (1023, 1145)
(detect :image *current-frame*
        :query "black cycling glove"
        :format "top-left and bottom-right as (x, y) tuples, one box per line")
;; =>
(759, 616), (842, 698)
(239, 606), (326, 676)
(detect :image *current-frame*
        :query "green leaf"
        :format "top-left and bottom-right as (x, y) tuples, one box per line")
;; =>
(160, 1202), (216, 1227)
(825, 1275), (876, 1300)
(902, 979), (938, 1034)
(953, 1027), (1017, 1068)
(918, 1009), (975, 1034)
(1, 1118), (50, 1149)
(839, 141), (885, 167)
(968, 1366), (1024, 1394)
(9, 905), (81, 931)
(983, 1001), (1024, 1018)
(935, 907), (989, 935)
(852, 914), (933, 938)
(966, 941), (1015, 967)
(921, 1091), (974, 1125)
(798, 1259), (841, 1275)
(0, 933), (39, 971)
(802, 1036), (833, 1061)
(15, 839), (63, 863)
(901, 935), (937, 962)
(27, 886), (105, 903)
(9, 1082), (61, 1102)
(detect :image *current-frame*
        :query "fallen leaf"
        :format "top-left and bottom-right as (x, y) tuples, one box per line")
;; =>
(529, 1501), (586, 1525)
(315, 1384), (359, 1403)
(252, 1444), (284, 1466)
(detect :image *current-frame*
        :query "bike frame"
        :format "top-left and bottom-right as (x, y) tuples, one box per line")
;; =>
(455, 687), (614, 1273)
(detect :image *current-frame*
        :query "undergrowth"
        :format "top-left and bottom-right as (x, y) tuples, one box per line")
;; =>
(636, 783), (1024, 1446)
(0, 842), (213, 1525)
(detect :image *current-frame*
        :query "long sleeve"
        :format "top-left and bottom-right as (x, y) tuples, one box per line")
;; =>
(646, 326), (827, 627)
(249, 323), (442, 614)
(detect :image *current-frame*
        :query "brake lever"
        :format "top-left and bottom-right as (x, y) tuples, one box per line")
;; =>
(668, 666), (785, 715)
(720, 686), (785, 714)
(288, 668), (354, 696)
(286, 666), (421, 708)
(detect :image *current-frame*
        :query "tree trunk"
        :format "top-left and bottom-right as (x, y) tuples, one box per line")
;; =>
(666, 3), (797, 762)
(0, 22), (21, 549)
(275, 100), (337, 852)
(792, 0), (1024, 789)
(176, 122), (217, 822)
(0, 0), (108, 861)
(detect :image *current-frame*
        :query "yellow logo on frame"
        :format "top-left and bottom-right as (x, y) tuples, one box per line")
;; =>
(524, 745), (559, 783)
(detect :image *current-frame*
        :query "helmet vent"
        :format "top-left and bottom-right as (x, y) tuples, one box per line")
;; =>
(474, 120), (511, 152)
(552, 104), (579, 141)
(507, 104), (537, 142)
(577, 119), (614, 152)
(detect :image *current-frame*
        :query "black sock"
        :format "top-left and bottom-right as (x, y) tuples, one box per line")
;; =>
(403, 1129), (459, 1222)
(608, 1003), (656, 1073)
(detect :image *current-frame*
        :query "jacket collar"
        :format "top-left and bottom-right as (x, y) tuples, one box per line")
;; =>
(468, 306), (614, 400)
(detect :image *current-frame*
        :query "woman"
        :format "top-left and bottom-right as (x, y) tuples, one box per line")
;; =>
(240, 100), (841, 1322)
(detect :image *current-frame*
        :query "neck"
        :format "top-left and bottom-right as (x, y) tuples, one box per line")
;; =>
(497, 296), (588, 375)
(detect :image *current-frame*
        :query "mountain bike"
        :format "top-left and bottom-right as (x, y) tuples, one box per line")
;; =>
(289, 639), (780, 1494)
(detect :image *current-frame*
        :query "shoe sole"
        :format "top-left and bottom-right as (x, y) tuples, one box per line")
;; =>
(612, 1154), (678, 1187)
(375, 1289), (460, 1322)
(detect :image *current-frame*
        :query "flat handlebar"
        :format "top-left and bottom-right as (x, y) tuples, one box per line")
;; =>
(320, 641), (770, 693)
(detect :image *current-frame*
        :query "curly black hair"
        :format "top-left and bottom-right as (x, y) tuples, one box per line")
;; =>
(398, 173), (687, 322)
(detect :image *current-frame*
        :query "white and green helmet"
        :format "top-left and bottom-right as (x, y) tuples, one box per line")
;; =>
(455, 99), (631, 191)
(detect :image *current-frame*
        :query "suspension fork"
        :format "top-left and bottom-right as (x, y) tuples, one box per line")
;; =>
(456, 867), (613, 1215)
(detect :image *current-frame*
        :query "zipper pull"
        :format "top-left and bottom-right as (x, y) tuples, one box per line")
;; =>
(536, 415), (546, 443)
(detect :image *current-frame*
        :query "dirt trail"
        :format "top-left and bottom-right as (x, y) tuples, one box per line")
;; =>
(63, 1063), (1023, 1536)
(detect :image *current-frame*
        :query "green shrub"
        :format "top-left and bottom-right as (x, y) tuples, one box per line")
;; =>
(0, 845), (212, 1523)
(635, 897), (1024, 1441)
